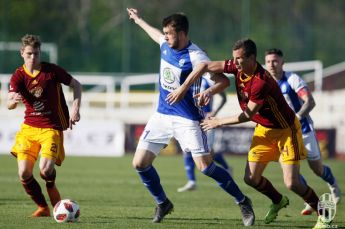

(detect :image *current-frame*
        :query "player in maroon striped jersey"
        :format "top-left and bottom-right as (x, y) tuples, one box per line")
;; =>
(7, 34), (82, 217)
(189, 38), (330, 228)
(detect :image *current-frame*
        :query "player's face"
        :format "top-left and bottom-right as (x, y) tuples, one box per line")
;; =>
(265, 54), (284, 79)
(232, 48), (254, 74)
(163, 25), (179, 49)
(21, 45), (41, 69)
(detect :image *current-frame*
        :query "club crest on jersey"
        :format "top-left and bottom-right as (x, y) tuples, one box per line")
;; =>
(30, 86), (43, 98)
(280, 83), (287, 93)
(178, 59), (185, 67)
(163, 68), (175, 84)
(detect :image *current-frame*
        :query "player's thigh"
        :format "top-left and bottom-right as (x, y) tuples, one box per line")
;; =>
(280, 163), (305, 190)
(206, 129), (215, 150)
(248, 125), (280, 163)
(279, 118), (307, 164)
(39, 128), (63, 163)
(39, 157), (56, 175)
(173, 116), (208, 156)
(303, 131), (321, 161)
(12, 124), (41, 163)
(138, 113), (173, 145)
(17, 159), (35, 180)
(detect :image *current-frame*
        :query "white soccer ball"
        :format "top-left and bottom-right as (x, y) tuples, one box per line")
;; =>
(53, 199), (80, 223)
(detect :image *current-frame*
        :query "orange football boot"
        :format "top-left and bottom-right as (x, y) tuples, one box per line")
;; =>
(31, 206), (50, 217)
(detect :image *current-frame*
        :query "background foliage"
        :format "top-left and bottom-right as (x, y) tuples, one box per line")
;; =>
(0, 0), (345, 74)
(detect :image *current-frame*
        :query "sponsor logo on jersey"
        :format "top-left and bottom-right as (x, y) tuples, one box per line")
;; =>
(163, 68), (175, 84)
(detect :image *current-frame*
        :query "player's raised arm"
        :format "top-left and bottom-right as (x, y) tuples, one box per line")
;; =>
(166, 61), (226, 105)
(127, 8), (163, 44)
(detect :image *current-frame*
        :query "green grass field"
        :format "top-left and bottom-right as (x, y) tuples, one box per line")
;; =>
(0, 154), (344, 229)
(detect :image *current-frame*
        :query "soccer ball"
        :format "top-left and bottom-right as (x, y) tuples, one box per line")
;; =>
(53, 199), (80, 223)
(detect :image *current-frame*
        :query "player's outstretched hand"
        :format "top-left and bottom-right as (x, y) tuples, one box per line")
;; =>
(127, 8), (140, 22)
(12, 92), (22, 104)
(166, 86), (188, 105)
(69, 108), (80, 130)
(193, 91), (211, 107)
(200, 117), (221, 131)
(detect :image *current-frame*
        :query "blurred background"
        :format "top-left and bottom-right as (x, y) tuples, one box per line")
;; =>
(0, 0), (344, 159)
(1, 0), (345, 73)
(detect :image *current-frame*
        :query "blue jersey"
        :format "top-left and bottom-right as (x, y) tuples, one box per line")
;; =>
(157, 37), (210, 121)
(200, 77), (214, 113)
(278, 71), (314, 133)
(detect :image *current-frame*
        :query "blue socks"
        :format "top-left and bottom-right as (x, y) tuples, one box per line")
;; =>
(321, 165), (335, 185)
(137, 166), (166, 204)
(214, 153), (229, 170)
(202, 162), (245, 203)
(183, 152), (196, 182)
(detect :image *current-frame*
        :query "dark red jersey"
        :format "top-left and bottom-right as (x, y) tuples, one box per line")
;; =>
(9, 62), (71, 130)
(224, 59), (295, 128)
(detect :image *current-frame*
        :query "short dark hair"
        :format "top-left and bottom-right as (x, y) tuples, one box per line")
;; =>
(265, 48), (284, 57)
(162, 13), (189, 34)
(232, 38), (257, 57)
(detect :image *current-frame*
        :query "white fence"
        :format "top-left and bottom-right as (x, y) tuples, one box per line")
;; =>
(0, 71), (345, 155)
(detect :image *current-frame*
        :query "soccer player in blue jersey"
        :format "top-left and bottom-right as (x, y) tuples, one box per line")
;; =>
(265, 48), (341, 215)
(177, 77), (233, 192)
(127, 8), (255, 226)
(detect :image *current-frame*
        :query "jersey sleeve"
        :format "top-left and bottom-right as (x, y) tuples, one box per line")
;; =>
(189, 48), (212, 81)
(224, 59), (238, 74)
(286, 72), (308, 93)
(159, 36), (166, 47)
(190, 49), (210, 66)
(9, 70), (22, 93)
(52, 64), (73, 86)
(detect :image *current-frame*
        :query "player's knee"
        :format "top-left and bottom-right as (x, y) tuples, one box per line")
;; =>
(40, 168), (56, 181)
(40, 168), (53, 179)
(132, 158), (148, 170)
(244, 174), (258, 187)
(18, 168), (32, 181)
(284, 179), (299, 191)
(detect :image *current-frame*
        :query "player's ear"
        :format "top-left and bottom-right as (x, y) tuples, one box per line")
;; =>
(249, 54), (256, 62)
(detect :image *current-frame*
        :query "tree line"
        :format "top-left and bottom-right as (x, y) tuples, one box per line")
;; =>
(0, 0), (344, 74)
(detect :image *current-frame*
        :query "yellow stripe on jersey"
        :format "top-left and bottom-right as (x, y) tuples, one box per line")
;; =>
(267, 96), (289, 128)
(56, 84), (68, 129)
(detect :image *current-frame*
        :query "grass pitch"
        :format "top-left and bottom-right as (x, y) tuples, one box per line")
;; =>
(0, 154), (344, 229)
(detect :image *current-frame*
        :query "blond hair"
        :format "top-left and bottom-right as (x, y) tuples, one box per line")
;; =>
(21, 34), (41, 49)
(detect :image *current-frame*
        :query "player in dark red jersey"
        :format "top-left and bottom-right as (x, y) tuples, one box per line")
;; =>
(187, 38), (329, 229)
(7, 34), (82, 217)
